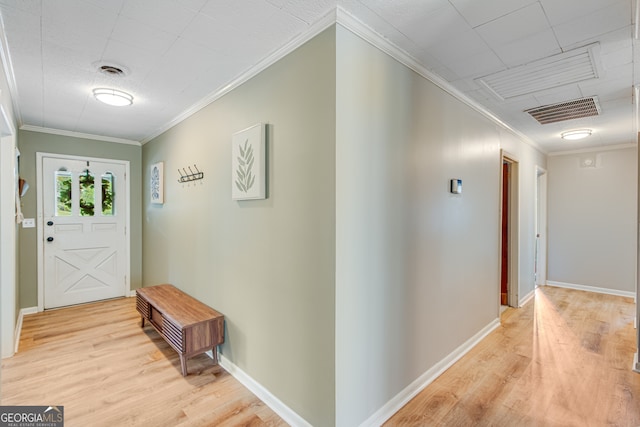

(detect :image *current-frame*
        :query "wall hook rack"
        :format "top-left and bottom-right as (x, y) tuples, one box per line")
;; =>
(178, 164), (204, 183)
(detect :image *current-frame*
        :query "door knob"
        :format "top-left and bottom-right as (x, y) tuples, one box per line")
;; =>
(46, 237), (54, 242)
(47, 221), (54, 226)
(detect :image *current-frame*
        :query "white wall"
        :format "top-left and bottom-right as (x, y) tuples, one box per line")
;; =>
(335, 26), (544, 426)
(548, 146), (637, 294)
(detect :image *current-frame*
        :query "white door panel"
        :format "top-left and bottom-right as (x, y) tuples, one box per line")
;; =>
(42, 156), (127, 309)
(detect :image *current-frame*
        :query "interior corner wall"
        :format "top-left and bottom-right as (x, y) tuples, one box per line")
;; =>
(334, 25), (524, 426)
(141, 27), (336, 426)
(16, 130), (143, 308)
(547, 146), (638, 293)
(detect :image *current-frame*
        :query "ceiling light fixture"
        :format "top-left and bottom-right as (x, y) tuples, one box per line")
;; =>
(561, 129), (592, 140)
(93, 88), (133, 107)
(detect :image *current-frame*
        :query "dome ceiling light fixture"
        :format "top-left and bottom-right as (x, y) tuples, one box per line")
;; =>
(93, 88), (133, 107)
(561, 129), (592, 140)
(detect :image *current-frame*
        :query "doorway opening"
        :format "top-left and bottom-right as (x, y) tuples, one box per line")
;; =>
(500, 153), (519, 308)
(535, 167), (547, 287)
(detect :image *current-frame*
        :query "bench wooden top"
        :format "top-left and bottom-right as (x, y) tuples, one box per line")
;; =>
(136, 284), (223, 329)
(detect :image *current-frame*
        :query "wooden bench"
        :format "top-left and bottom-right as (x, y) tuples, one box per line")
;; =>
(136, 284), (225, 376)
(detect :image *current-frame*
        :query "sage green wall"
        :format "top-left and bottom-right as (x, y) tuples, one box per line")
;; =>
(334, 25), (546, 426)
(17, 130), (142, 308)
(142, 28), (336, 426)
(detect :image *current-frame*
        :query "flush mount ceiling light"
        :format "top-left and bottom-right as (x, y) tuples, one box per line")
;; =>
(561, 129), (592, 140)
(93, 88), (133, 107)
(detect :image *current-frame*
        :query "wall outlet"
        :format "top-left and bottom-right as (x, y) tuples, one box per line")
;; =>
(22, 218), (35, 228)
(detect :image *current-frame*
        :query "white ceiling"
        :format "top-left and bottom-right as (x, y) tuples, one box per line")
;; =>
(0, 0), (636, 152)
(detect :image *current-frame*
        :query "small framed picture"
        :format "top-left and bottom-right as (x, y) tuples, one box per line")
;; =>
(150, 161), (164, 204)
(232, 124), (266, 200)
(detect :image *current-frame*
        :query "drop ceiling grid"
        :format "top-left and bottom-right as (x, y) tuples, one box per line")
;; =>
(475, 3), (552, 48)
(448, 0), (539, 28)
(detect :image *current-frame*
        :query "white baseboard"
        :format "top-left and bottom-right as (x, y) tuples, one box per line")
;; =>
(359, 318), (501, 427)
(546, 281), (636, 299)
(14, 306), (37, 353)
(207, 351), (312, 427)
(519, 289), (535, 307)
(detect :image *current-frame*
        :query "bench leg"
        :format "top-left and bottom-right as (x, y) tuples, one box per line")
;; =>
(140, 316), (145, 328)
(179, 354), (188, 376)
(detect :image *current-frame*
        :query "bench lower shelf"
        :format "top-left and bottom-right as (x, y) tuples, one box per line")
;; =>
(136, 284), (225, 376)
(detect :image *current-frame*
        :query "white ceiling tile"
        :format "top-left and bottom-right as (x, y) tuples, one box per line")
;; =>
(475, 3), (550, 47)
(0, 0), (41, 15)
(578, 63), (633, 101)
(180, 13), (243, 53)
(552, 0), (631, 48)
(600, 44), (632, 70)
(110, 16), (178, 55)
(176, 0), (209, 12)
(402, 4), (472, 45)
(43, 0), (118, 39)
(42, 41), (103, 77)
(449, 0), (538, 28)
(426, 29), (491, 65)
(0, 6), (40, 43)
(265, 0), (288, 8)
(42, 25), (108, 62)
(540, 0), (625, 26)
(446, 48), (505, 80)
(80, 0), (125, 14)
(200, 0), (277, 23)
(281, 0), (335, 24)
(119, 0), (198, 36)
(101, 39), (162, 80)
(491, 29), (561, 67)
(0, 0), (635, 149)
(531, 86), (584, 107)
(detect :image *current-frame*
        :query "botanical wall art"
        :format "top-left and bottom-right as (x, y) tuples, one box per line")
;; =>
(232, 123), (266, 200)
(150, 161), (164, 204)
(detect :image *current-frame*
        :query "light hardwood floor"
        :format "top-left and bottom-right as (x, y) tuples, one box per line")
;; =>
(3, 286), (639, 426)
(386, 286), (640, 426)
(1, 297), (287, 427)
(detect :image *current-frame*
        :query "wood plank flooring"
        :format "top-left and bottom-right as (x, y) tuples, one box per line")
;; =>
(1, 297), (286, 427)
(3, 286), (639, 426)
(385, 286), (640, 426)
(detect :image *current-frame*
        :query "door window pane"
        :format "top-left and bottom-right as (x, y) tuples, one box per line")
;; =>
(102, 172), (115, 216)
(79, 170), (95, 216)
(55, 170), (72, 216)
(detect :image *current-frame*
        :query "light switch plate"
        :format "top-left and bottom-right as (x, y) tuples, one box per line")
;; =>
(22, 218), (35, 228)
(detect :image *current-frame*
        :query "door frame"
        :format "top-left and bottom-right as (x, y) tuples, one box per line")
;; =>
(36, 152), (131, 312)
(500, 151), (520, 308)
(535, 166), (548, 287)
(0, 107), (16, 359)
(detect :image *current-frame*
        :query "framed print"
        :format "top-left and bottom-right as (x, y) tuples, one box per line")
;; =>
(150, 161), (164, 204)
(232, 123), (266, 200)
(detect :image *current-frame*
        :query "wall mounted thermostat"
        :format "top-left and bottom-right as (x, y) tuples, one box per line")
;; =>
(450, 179), (462, 194)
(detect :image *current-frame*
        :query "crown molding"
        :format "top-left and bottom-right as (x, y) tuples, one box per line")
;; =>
(547, 142), (637, 156)
(140, 8), (338, 145)
(334, 6), (547, 155)
(20, 125), (141, 146)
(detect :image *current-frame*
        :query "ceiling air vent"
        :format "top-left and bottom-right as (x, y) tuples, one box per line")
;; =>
(525, 96), (601, 125)
(95, 63), (129, 77)
(476, 44), (600, 100)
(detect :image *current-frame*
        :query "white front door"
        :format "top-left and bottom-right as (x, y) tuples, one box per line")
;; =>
(42, 156), (127, 309)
